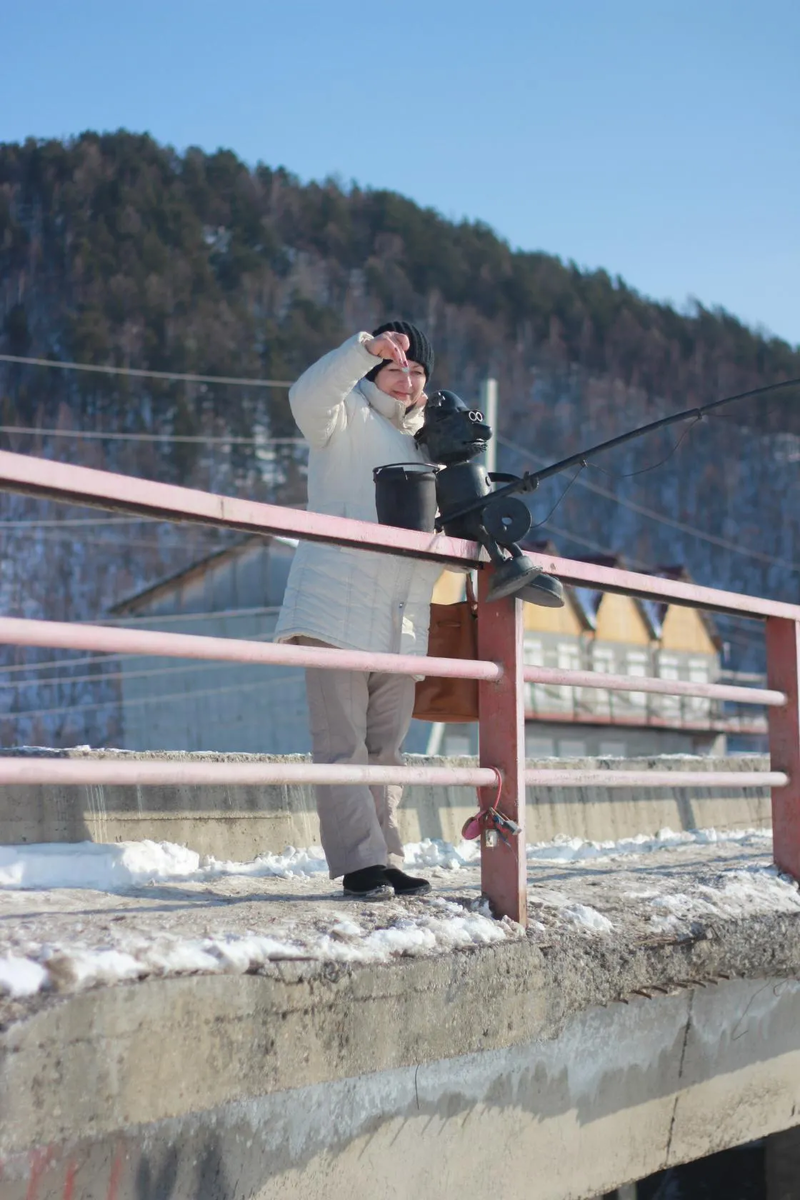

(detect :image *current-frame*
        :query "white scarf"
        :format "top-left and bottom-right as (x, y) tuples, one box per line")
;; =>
(356, 378), (427, 436)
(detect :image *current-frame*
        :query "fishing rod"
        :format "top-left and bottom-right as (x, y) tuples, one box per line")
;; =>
(398, 375), (800, 602)
(429, 374), (800, 531)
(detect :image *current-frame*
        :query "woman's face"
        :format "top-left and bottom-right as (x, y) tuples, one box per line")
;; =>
(375, 360), (427, 406)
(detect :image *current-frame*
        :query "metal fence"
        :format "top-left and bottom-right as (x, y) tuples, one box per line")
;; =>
(524, 662), (770, 733)
(0, 447), (794, 925)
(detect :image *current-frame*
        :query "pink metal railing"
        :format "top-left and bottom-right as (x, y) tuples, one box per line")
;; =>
(0, 615), (501, 682)
(0, 759), (499, 789)
(524, 769), (788, 788)
(522, 663), (776, 734)
(521, 664), (785, 707)
(0, 448), (795, 926)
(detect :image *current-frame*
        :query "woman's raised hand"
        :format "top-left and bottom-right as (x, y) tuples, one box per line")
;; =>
(365, 331), (409, 368)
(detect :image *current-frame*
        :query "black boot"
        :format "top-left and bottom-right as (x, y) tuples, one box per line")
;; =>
(383, 868), (432, 896)
(342, 866), (394, 900)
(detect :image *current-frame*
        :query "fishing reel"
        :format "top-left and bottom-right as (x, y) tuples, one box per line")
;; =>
(415, 391), (565, 606)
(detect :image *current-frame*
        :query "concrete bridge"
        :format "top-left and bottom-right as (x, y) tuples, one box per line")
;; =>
(0, 752), (799, 1199)
(0, 452), (799, 1198)
(2, 892), (800, 1199)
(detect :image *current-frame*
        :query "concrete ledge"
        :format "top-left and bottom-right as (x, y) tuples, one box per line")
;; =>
(0, 751), (773, 859)
(2, 911), (800, 1199)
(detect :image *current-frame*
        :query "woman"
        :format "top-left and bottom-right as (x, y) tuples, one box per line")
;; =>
(275, 320), (440, 899)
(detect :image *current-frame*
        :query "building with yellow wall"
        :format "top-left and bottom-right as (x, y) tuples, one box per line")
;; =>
(428, 553), (734, 760)
(111, 538), (752, 762)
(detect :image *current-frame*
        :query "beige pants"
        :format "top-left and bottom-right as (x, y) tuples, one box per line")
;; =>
(299, 640), (415, 878)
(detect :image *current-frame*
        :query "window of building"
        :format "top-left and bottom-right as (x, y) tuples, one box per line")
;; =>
(526, 734), (555, 758)
(599, 740), (626, 757)
(444, 733), (472, 757)
(625, 650), (648, 710)
(559, 738), (587, 758)
(523, 636), (544, 713)
(591, 645), (615, 718)
(687, 658), (712, 719)
(592, 646), (615, 671)
(657, 653), (681, 720)
(556, 641), (582, 712)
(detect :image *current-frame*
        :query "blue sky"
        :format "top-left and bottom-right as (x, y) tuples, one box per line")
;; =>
(2, 0), (798, 345)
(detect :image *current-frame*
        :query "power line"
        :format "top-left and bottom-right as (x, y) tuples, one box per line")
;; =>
(498, 435), (800, 574)
(0, 353), (293, 389)
(0, 516), (158, 529)
(0, 527), (223, 551)
(0, 355), (303, 443)
(0, 659), (224, 691)
(0, 608), (281, 674)
(0, 508), (306, 530)
(0, 640), (279, 690)
(0, 648), (154, 676)
(0, 650), (130, 676)
(0, 671), (300, 722)
(99, 605), (281, 627)
(0, 425), (305, 445)
(0, 646), (181, 677)
(534, 519), (653, 570)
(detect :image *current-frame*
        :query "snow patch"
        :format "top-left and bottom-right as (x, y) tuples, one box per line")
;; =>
(2, 903), (522, 996)
(0, 840), (333, 892)
(0, 827), (783, 998)
(526, 827), (770, 864)
(564, 904), (615, 934)
(44, 947), (144, 991)
(0, 828), (772, 893)
(203, 845), (329, 880)
(0, 840), (200, 890)
(644, 867), (800, 933)
(0, 955), (48, 997)
(403, 838), (479, 870)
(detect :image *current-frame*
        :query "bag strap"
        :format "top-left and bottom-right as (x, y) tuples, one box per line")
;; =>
(465, 572), (478, 612)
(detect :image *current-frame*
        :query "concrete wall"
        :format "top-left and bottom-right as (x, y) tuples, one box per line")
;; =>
(0, 752), (772, 859)
(110, 542), (726, 762)
(116, 613), (313, 754)
(441, 723), (727, 759)
(113, 539), (320, 755)
(2, 968), (800, 1199)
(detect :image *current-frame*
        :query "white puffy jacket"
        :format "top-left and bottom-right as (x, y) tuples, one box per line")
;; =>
(274, 332), (441, 656)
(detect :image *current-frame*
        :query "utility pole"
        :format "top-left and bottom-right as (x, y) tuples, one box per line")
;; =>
(480, 378), (498, 475)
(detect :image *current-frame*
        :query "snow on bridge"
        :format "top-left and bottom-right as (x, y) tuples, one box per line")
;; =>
(3, 825), (800, 1200)
(1, 825), (798, 1007)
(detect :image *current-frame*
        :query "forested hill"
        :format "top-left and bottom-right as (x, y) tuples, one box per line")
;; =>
(3, 132), (799, 415)
(0, 130), (799, 743)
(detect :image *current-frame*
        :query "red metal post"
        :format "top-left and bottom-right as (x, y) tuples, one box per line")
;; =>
(477, 570), (527, 926)
(766, 618), (800, 880)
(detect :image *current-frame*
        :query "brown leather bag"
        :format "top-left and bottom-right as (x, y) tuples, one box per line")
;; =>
(413, 575), (479, 723)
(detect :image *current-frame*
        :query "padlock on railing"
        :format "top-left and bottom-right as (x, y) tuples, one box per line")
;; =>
(462, 804), (521, 848)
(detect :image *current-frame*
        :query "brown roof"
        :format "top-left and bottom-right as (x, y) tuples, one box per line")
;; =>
(521, 541), (721, 646)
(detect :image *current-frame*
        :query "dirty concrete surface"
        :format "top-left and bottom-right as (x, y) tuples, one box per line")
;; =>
(4, 833), (800, 1185)
(2, 834), (800, 1025)
(0, 835), (779, 949)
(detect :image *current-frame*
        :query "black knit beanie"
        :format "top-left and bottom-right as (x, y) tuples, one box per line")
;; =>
(365, 320), (434, 383)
